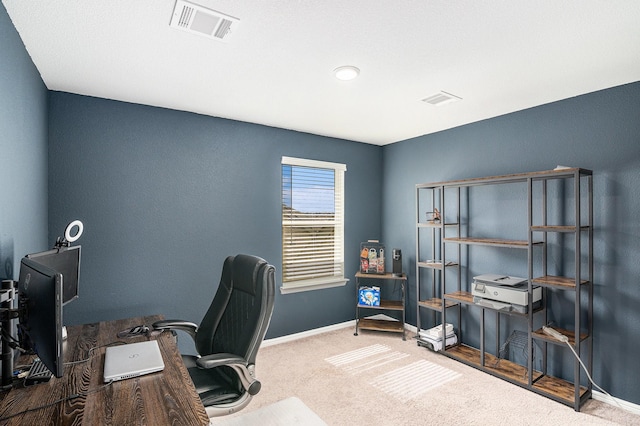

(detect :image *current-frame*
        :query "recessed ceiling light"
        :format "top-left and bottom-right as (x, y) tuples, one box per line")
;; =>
(334, 66), (360, 81)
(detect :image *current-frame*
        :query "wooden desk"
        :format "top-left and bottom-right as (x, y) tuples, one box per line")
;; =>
(0, 315), (209, 425)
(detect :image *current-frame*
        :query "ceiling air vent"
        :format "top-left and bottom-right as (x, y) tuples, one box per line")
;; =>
(170, 0), (239, 42)
(421, 91), (462, 106)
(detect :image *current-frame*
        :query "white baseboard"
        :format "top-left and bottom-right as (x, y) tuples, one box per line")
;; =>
(592, 390), (640, 415)
(263, 317), (415, 348)
(262, 320), (355, 347)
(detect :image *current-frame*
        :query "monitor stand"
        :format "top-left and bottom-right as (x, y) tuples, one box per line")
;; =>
(0, 280), (19, 389)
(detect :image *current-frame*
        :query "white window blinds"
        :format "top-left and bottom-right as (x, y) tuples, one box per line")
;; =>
(281, 157), (347, 292)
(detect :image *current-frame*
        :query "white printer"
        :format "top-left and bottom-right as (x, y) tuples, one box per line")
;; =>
(471, 274), (542, 313)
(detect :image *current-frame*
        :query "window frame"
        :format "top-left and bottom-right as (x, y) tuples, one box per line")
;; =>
(280, 156), (348, 294)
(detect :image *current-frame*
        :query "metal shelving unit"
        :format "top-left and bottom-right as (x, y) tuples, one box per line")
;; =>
(415, 184), (460, 337)
(415, 168), (593, 411)
(354, 272), (407, 340)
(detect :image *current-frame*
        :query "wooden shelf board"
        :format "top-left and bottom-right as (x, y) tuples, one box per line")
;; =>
(531, 225), (591, 233)
(417, 168), (591, 189)
(356, 271), (407, 280)
(357, 318), (403, 333)
(443, 344), (482, 364)
(532, 376), (589, 405)
(358, 300), (404, 310)
(533, 275), (589, 289)
(444, 291), (474, 304)
(444, 237), (543, 248)
(418, 298), (458, 311)
(445, 345), (588, 408)
(532, 327), (588, 345)
(417, 222), (459, 228)
(444, 345), (542, 385)
(418, 261), (458, 270)
(418, 221), (442, 228)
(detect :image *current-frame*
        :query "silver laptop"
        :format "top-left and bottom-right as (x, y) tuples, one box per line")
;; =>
(103, 340), (165, 382)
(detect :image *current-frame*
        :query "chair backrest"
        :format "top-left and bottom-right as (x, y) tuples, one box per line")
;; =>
(195, 254), (275, 364)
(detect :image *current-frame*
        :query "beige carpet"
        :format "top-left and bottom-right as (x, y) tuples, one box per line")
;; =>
(219, 326), (639, 425)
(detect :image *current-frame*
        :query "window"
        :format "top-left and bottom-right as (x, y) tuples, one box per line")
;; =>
(281, 156), (348, 293)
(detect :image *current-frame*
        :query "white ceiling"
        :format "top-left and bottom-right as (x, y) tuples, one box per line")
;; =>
(3, 0), (640, 145)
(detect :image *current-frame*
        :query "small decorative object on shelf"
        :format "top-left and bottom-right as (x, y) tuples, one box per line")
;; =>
(358, 286), (380, 306)
(425, 207), (441, 223)
(359, 240), (385, 274)
(392, 249), (403, 276)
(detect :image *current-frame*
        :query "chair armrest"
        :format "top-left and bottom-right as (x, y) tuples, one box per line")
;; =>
(152, 319), (198, 340)
(195, 353), (246, 369)
(196, 353), (261, 395)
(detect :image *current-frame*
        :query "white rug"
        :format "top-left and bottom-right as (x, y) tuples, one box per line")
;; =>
(211, 396), (326, 426)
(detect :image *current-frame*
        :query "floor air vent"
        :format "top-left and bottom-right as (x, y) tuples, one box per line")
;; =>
(170, 0), (239, 42)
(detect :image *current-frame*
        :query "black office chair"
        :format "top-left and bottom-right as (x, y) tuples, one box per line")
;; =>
(152, 254), (276, 417)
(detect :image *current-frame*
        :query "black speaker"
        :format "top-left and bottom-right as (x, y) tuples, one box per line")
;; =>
(392, 249), (402, 276)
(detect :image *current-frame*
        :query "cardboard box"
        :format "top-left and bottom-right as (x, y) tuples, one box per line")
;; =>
(358, 286), (381, 306)
(359, 241), (385, 274)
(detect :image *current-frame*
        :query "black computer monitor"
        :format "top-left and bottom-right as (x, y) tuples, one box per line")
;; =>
(17, 257), (64, 378)
(26, 245), (80, 305)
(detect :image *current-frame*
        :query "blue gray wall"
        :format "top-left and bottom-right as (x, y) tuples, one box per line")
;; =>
(0, 3), (48, 281)
(382, 82), (640, 404)
(48, 92), (382, 344)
